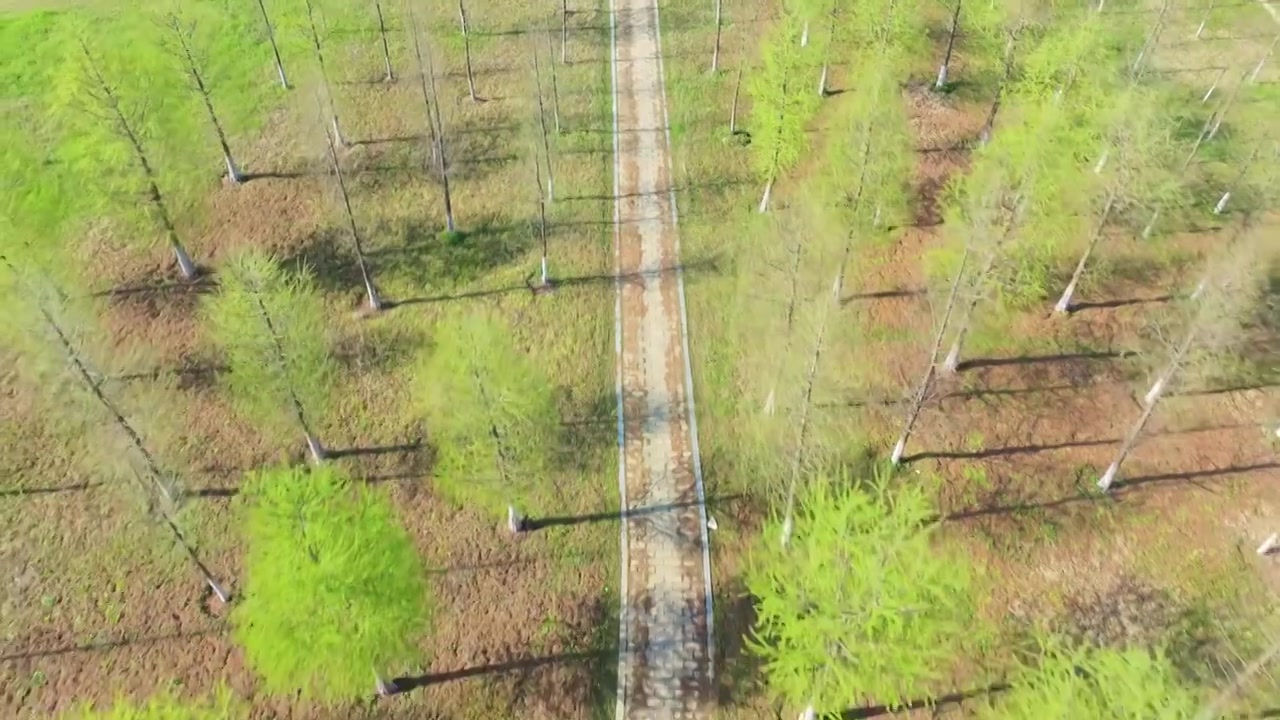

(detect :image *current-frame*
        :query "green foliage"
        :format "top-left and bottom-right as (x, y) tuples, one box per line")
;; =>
(204, 251), (335, 443)
(747, 15), (821, 184)
(845, 0), (928, 71)
(233, 464), (430, 702)
(416, 311), (558, 514)
(62, 688), (243, 720)
(746, 468), (976, 716)
(980, 639), (1200, 719)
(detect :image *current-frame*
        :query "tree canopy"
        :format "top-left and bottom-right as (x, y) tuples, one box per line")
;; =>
(746, 468), (977, 716)
(232, 464), (430, 702)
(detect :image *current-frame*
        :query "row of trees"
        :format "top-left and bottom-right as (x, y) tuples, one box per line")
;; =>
(734, 0), (1277, 492)
(750, 469), (1275, 719)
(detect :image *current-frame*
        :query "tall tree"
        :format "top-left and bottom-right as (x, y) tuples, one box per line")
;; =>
(161, 12), (245, 184)
(374, 0), (395, 82)
(416, 313), (558, 526)
(1098, 220), (1273, 490)
(233, 464), (431, 700)
(203, 251), (336, 462)
(304, 0), (345, 146)
(748, 468), (976, 718)
(319, 108), (384, 310)
(60, 35), (199, 278)
(408, 12), (456, 232)
(1, 256), (228, 602)
(979, 639), (1200, 719)
(532, 40), (556, 202)
(748, 16), (820, 212)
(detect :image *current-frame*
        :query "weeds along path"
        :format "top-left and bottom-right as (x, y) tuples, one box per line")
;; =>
(609, 0), (714, 716)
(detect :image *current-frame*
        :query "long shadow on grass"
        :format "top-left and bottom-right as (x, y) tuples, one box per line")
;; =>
(956, 350), (1135, 371)
(1069, 295), (1173, 312)
(0, 481), (103, 497)
(1, 628), (221, 661)
(391, 651), (607, 692)
(525, 494), (740, 531)
(839, 684), (1010, 718)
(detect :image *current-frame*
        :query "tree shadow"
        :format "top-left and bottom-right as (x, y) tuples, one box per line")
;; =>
(905, 437), (1115, 462)
(957, 350), (1135, 371)
(840, 287), (925, 304)
(839, 683), (1010, 718)
(390, 651), (606, 693)
(0, 481), (103, 497)
(0, 628), (221, 661)
(110, 358), (227, 392)
(328, 441), (423, 459)
(524, 495), (739, 531)
(1068, 295), (1173, 312)
(280, 226), (370, 301)
(372, 216), (535, 291)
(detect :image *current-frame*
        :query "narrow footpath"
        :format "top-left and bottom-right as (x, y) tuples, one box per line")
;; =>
(610, 0), (714, 717)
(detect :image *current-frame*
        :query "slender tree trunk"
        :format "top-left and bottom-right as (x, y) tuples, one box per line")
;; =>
(764, 240), (804, 416)
(1132, 0), (1171, 76)
(424, 43), (457, 232)
(729, 65), (743, 134)
(408, 9), (439, 168)
(817, 7), (836, 96)
(533, 158), (550, 287)
(979, 37), (1016, 144)
(459, 0), (479, 101)
(780, 265), (835, 547)
(562, 0), (569, 63)
(1194, 0), (1216, 39)
(470, 364), (519, 530)
(1249, 33), (1279, 84)
(545, 31), (562, 134)
(1097, 322), (1198, 490)
(941, 209), (1022, 373)
(375, 0), (394, 82)
(533, 48), (555, 202)
(800, 19), (810, 47)
(1054, 192), (1116, 313)
(245, 288), (328, 460)
(711, 0), (723, 73)
(256, 0), (289, 89)
(24, 288), (227, 600)
(1208, 69), (1248, 141)
(936, 0), (962, 89)
(1214, 146), (1260, 216)
(305, 0), (344, 147)
(79, 42), (198, 280)
(171, 21), (243, 184)
(322, 129), (382, 311)
(1201, 66), (1227, 104)
(891, 246), (970, 464)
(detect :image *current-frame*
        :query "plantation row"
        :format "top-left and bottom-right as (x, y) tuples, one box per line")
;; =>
(706, 0), (1279, 716)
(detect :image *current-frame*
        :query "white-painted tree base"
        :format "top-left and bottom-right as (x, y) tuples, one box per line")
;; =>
(1143, 376), (1166, 407)
(375, 672), (396, 696)
(1258, 533), (1279, 556)
(890, 435), (907, 465)
(941, 341), (962, 373)
(934, 64), (948, 90)
(508, 505), (524, 534)
(1214, 191), (1231, 214)
(706, 516), (718, 531)
(174, 245), (197, 280)
(305, 434), (327, 463)
(224, 154), (242, 185)
(800, 704), (816, 720)
(763, 387), (776, 416)
(207, 578), (230, 603)
(780, 515), (793, 548)
(758, 179), (774, 213)
(1098, 462), (1119, 491)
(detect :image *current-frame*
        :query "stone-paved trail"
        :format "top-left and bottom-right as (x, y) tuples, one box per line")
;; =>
(609, 0), (714, 717)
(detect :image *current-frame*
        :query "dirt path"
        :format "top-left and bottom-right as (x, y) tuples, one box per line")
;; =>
(609, 0), (714, 717)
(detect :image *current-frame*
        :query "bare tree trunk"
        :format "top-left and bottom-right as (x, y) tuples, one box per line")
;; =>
(545, 31), (562, 134)
(891, 246), (970, 464)
(1194, 0), (1216, 39)
(1201, 66), (1227, 104)
(255, 0), (289, 89)
(408, 9), (439, 168)
(729, 65), (743, 134)
(817, 6), (836, 96)
(79, 41), (198, 280)
(936, 0), (962, 89)
(322, 127), (382, 311)
(245, 287), (328, 460)
(533, 47), (555, 202)
(375, 0), (394, 82)
(424, 40), (457, 232)
(1054, 192), (1116, 313)
(169, 18), (243, 184)
(1098, 319), (1199, 490)
(562, 0), (569, 63)
(941, 212), (1022, 373)
(1249, 33), (1279, 84)
(711, 0), (723, 73)
(305, 0), (344, 147)
(533, 158), (550, 287)
(459, 0), (479, 101)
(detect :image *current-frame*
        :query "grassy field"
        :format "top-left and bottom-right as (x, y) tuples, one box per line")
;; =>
(658, 0), (1280, 716)
(1, 0), (622, 717)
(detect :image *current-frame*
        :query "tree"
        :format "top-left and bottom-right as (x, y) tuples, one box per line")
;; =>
(408, 11), (456, 232)
(161, 11), (245, 184)
(416, 312), (558, 526)
(319, 104), (384, 310)
(233, 464), (430, 701)
(979, 639), (1200, 719)
(712, 0), (724, 73)
(748, 16), (820, 212)
(747, 468), (976, 718)
(62, 688), (243, 720)
(1098, 219), (1274, 490)
(0, 255), (228, 602)
(57, 34), (200, 279)
(544, 30), (562, 134)
(304, 0), (345, 146)
(532, 39), (556, 202)
(203, 251), (336, 462)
